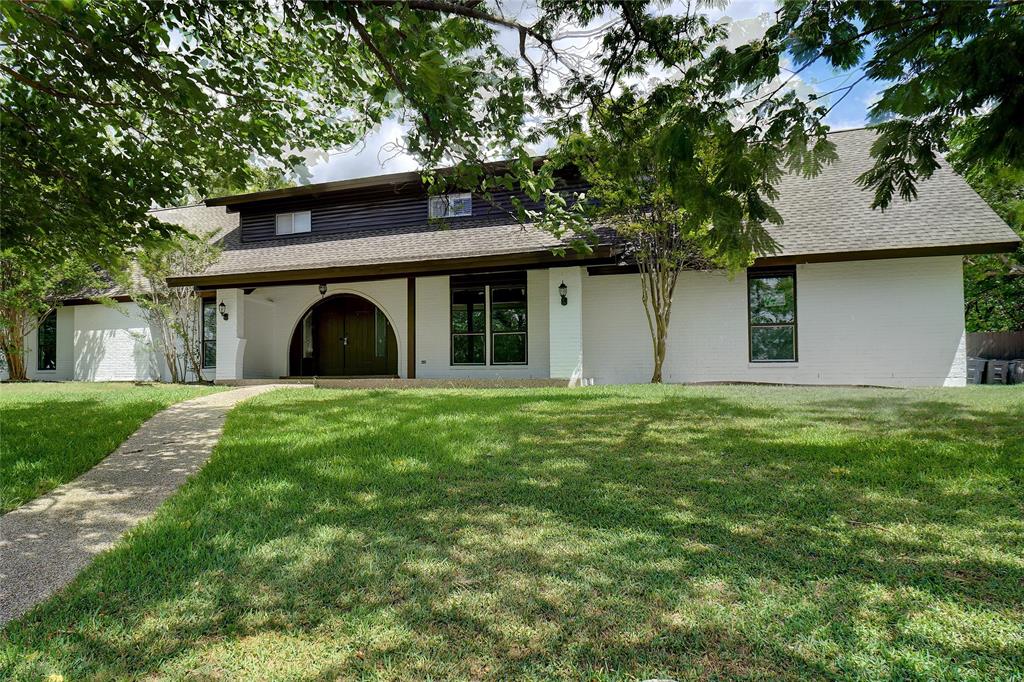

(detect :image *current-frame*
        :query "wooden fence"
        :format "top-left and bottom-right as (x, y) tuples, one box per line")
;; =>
(967, 331), (1024, 360)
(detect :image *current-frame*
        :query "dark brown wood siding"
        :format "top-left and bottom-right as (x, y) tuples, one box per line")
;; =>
(238, 181), (588, 243)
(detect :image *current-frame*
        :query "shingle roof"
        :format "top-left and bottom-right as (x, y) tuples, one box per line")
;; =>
(74, 204), (240, 299)
(203, 218), (577, 277)
(765, 127), (1019, 257)
(170, 127), (1017, 285)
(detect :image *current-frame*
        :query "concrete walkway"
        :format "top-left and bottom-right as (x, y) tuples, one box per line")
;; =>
(0, 383), (307, 627)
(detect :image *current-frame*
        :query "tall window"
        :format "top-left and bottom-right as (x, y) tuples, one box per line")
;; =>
(450, 272), (527, 366)
(37, 311), (56, 371)
(201, 299), (217, 368)
(490, 284), (527, 364)
(451, 286), (486, 365)
(748, 267), (797, 362)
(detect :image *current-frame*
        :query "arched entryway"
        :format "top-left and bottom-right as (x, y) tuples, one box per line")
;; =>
(288, 294), (398, 376)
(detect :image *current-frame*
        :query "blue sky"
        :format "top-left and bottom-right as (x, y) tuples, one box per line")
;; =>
(307, 0), (878, 183)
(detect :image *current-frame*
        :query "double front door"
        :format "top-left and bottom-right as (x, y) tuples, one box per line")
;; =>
(314, 295), (395, 376)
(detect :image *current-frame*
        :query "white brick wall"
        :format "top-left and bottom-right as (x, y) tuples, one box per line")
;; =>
(73, 303), (163, 381)
(547, 267), (584, 381)
(415, 271), (551, 379)
(26, 255), (965, 387)
(582, 256), (967, 387)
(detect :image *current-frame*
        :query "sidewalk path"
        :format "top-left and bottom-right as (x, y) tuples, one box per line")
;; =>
(0, 383), (308, 627)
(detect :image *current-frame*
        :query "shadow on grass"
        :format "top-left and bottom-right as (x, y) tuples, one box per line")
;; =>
(3, 386), (1022, 680)
(0, 396), (196, 513)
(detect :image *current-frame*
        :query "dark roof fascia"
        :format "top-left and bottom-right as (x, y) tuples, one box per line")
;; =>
(753, 240), (1020, 266)
(586, 240), (1021, 276)
(169, 247), (618, 290)
(60, 294), (135, 306)
(205, 158), (548, 210)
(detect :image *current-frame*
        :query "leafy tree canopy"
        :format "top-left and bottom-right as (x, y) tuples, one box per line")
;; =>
(768, 0), (1024, 208)
(3, 0), (1021, 270)
(950, 127), (1024, 331)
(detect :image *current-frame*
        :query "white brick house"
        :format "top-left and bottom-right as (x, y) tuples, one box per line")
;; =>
(16, 129), (1020, 387)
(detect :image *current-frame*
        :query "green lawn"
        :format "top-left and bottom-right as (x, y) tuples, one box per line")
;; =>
(0, 382), (223, 513)
(2, 385), (1022, 680)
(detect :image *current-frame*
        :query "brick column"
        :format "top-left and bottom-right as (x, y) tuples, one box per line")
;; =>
(548, 266), (584, 385)
(215, 288), (246, 382)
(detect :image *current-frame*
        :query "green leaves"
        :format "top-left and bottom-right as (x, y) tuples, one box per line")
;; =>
(771, 0), (1024, 208)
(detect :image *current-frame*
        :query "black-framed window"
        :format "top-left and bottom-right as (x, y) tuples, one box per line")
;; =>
(451, 286), (486, 365)
(201, 299), (217, 369)
(37, 311), (56, 371)
(450, 272), (528, 366)
(748, 267), (797, 362)
(491, 285), (527, 364)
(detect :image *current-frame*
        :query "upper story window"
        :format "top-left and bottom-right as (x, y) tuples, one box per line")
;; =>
(37, 311), (56, 371)
(429, 192), (472, 219)
(747, 266), (797, 362)
(275, 210), (311, 236)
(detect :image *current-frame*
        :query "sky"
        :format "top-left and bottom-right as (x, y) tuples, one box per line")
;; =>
(304, 0), (879, 184)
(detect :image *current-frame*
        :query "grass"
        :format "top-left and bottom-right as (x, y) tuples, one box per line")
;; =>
(0, 382), (223, 513)
(2, 384), (1022, 680)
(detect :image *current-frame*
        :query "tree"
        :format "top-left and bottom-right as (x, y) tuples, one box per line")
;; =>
(949, 128), (1024, 331)
(117, 233), (222, 383)
(553, 83), (831, 382)
(764, 0), (1024, 208)
(0, 249), (100, 381)
(1, 0), (535, 266)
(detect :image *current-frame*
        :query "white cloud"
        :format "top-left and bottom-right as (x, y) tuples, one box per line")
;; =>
(301, 0), (783, 183)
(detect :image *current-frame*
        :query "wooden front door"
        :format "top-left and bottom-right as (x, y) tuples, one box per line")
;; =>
(316, 300), (346, 375)
(310, 295), (397, 376)
(341, 296), (383, 375)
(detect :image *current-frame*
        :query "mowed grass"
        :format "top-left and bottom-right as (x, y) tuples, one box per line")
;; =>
(0, 382), (223, 513)
(2, 385), (1022, 680)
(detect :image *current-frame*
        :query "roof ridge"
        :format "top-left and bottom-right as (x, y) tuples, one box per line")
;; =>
(149, 202), (209, 213)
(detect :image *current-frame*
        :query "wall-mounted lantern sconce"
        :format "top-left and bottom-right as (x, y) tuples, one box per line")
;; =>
(218, 301), (228, 321)
(558, 280), (568, 306)
(318, 283), (327, 298)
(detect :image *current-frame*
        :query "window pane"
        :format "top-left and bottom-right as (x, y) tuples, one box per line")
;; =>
(451, 287), (485, 333)
(37, 312), (56, 371)
(751, 326), (795, 361)
(452, 334), (485, 364)
(749, 276), (795, 324)
(492, 333), (526, 364)
(374, 308), (387, 358)
(275, 213), (293, 235)
(491, 286), (526, 332)
(429, 193), (472, 219)
(203, 340), (217, 369)
(202, 301), (217, 341)
(302, 312), (313, 358)
(293, 211), (311, 233)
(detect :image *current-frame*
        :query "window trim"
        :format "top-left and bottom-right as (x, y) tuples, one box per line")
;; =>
(747, 266), (798, 363)
(275, 210), (312, 236)
(489, 284), (528, 366)
(450, 285), (487, 366)
(36, 310), (57, 372)
(201, 299), (217, 369)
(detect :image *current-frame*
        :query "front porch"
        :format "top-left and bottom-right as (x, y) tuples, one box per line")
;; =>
(210, 266), (588, 385)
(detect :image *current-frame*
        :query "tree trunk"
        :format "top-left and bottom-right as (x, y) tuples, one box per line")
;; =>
(651, 320), (667, 383)
(2, 341), (27, 381)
